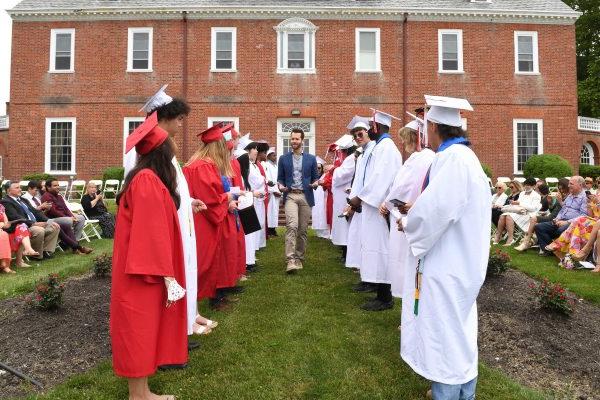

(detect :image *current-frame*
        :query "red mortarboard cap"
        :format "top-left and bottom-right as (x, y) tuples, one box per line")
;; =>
(198, 123), (229, 144)
(125, 112), (169, 155)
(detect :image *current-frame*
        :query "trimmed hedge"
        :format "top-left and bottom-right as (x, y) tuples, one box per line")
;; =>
(21, 173), (53, 182)
(102, 167), (125, 182)
(579, 164), (600, 180)
(523, 154), (573, 179)
(481, 163), (493, 179)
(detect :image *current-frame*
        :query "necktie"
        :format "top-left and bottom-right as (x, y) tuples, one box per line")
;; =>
(32, 197), (40, 207)
(17, 198), (36, 221)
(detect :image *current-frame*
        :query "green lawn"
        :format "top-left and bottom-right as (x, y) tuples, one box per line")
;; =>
(493, 244), (600, 304)
(0, 239), (113, 301)
(17, 233), (547, 400)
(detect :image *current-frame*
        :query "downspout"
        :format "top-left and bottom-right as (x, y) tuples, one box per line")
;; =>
(182, 11), (189, 160)
(402, 12), (408, 124)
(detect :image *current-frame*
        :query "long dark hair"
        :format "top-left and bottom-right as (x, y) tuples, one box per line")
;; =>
(437, 124), (468, 141)
(117, 137), (180, 209)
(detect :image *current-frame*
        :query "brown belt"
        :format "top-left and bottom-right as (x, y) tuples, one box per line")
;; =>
(290, 189), (304, 194)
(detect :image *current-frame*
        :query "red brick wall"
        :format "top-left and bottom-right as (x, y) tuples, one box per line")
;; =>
(7, 17), (578, 180)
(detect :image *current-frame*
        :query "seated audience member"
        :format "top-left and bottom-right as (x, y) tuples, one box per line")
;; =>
(534, 176), (588, 256)
(507, 180), (523, 203)
(41, 178), (86, 241)
(494, 178), (541, 246)
(515, 184), (562, 251)
(81, 182), (115, 238)
(585, 177), (596, 195)
(491, 182), (508, 226)
(21, 180), (52, 212)
(1, 181), (59, 261)
(0, 206), (14, 273)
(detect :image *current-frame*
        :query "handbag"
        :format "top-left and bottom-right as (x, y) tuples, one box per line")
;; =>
(501, 205), (526, 214)
(238, 205), (262, 234)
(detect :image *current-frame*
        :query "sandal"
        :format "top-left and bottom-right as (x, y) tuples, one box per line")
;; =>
(195, 315), (218, 329)
(16, 262), (31, 268)
(1, 267), (16, 274)
(191, 323), (212, 335)
(23, 249), (39, 257)
(545, 244), (558, 252)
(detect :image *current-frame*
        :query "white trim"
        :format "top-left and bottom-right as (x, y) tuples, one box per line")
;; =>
(578, 116), (600, 133)
(355, 28), (381, 72)
(581, 142), (595, 166)
(45, 117), (77, 175)
(275, 18), (317, 74)
(123, 117), (145, 165)
(514, 31), (539, 75)
(49, 28), (75, 73)
(127, 27), (153, 72)
(513, 119), (543, 174)
(207, 117), (240, 132)
(211, 27), (237, 72)
(276, 118), (316, 156)
(438, 29), (463, 74)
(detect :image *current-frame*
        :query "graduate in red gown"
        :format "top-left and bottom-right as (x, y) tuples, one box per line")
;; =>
(110, 112), (187, 400)
(183, 124), (238, 309)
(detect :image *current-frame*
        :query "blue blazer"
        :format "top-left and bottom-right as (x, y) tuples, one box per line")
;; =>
(277, 152), (319, 207)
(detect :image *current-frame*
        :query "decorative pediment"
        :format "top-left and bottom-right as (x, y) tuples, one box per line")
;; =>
(274, 18), (318, 33)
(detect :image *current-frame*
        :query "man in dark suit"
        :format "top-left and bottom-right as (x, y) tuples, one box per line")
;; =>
(1, 181), (60, 260)
(277, 128), (319, 273)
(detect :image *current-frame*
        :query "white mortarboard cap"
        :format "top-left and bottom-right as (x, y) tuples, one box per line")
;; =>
(316, 156), (325, 165)
(267, 147), (276, 156)
(139, 84), (173, 113)
(372, 110), (395, 128)
(425, 95), (473, 127)
(335, 134), (356, 150)
(347, 115), (371, 130)
(351, 121), (370, 132)
(405, 120), (422, 131)
(237, 133), (252, 151)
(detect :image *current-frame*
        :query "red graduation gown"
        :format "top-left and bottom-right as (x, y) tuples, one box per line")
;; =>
(110, 169), (187, 378)
(231, 159), (247, 276)
(183, 160), (228, 299)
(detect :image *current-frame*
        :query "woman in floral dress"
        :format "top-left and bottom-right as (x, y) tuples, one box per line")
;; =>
(0, 203), (39, 271)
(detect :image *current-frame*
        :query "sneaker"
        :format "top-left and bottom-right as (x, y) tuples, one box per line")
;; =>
(295, 260), (303, 270)
(515, 240), (531, 252)
(286, 260), (297, 273)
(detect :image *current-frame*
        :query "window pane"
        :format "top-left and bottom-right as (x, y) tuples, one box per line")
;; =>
(216, 50), (232, 61)
(50, 122), (73, 172)
(55, 56), (71, 70)
(518, 36), (533, 54)
(216, 59), (232, 69)
(133, 50), (148, 60)
(288, 59), (305, 69)
(359, 53), (377, 70)
(442, 34), (458, 53)
(216, 32), (232, 51)
(128, 121), (143, 135)
(132, 59), (149, 69)
(56, 34), (71, 52)
(443, 60), (458, 70)
(288, 34), (304, 51)
(516, 122), (539, 171)
(133, 32), (149, 51)
(359, 32), (376, 52)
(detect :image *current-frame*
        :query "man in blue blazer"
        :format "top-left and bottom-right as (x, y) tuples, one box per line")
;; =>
(277, 128), (319, 273)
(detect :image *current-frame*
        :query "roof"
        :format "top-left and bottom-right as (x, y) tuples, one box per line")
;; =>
(8, 0), (580, 23)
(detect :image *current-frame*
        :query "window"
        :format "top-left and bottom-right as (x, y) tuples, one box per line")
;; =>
(123, 117), (145, 164)
(277, 119), (315, 155)
(211, 28), (237, 72)
(49, 29), (75, 72)
(355, 28), (381, 72)
(45, 118), (76, 174)
(514, 31), (539, 74)
(207, 117), (240, 132)
(275, 18), (317, 74)
(128, 28), (153, 72)
(513, 119), (543, 173)
(581, 143), (595, 166)
(438, 29), (463, 73)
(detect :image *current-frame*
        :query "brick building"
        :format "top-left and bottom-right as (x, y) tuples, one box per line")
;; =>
(5, 0), (582, 180)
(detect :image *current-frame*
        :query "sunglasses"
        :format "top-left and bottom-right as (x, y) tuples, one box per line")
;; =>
(353, 132), (365, 139)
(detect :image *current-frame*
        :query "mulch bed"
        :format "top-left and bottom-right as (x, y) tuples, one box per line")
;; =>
(0, 274), (110, 399)
(479, 269), (600, 400)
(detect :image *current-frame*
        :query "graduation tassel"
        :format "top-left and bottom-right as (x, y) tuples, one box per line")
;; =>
(414, 259), (422, 316)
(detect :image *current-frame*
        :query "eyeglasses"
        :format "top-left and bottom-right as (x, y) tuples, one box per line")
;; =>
(353, 132), (365, 139)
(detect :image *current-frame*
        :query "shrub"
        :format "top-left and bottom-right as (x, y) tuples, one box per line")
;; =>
(93, 253), (112, 277)
(102, 166), (125, 182)
(523, 154), (573, 180)
(481, 163), (493, 179)
(27, 274), (65, 311)
(529, 278), (576, 316)
(21, 173), (53, 182)
(487, 249), (510, 278)
(579, 164), (600, 180)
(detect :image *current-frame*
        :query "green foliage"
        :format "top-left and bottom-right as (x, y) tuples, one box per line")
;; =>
(21, 173), (53, 182)
(487, 249), (510, 278)
(92, 254), (112, 278)
(529, 278), (576, 316)
(523, 154), (573, 179)
(481, 163), (493, 178)
(27, 274), (65, 311)
(102, 167), (124, 182)
(579, 164), (600, 180)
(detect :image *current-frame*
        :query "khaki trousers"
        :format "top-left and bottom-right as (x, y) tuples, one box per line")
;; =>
(29, 224), (60, 257)
(284, 192), (311, 262)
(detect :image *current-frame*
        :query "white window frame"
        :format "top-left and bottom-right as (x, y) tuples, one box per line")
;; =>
(45, 117), (77, 175)
(127, 27), (153, 72)
(438, 29), (463, 74)
(123, 117), (145, 165)
(514, 31), (539, 75)
(581, 142), (595, 166)
(211, 27), (237, 72)
(49, 29), (75, 73)
(276, 118), (316, 156)
(275, 18), (317, 75)
(513, 119), (544, 174)
(355, 28), (381, 73)
(207, 117), (240, 132)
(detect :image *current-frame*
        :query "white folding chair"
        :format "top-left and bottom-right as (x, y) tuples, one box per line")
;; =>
(513, 177), (526, 184)
(67, 202), (102, 242)
(19, 180), (30, 194)
(88, 179), (103, 191)
(546, 177), (559, 193)
(58, 181), (69, 197)
(68, 180), (86, 201)
(103, 179), (120, 199)
(497, 177), (511, 185)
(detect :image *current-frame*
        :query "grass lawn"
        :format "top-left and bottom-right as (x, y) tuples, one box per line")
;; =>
(17, 232), (547, 400)
(0, 239), (113, 301)
(493, 244), (600, 304)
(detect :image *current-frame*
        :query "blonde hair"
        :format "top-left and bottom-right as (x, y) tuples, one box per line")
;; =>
(187, 139), (234, 177)
(510, 180), (523, 193)
(397, 126), (418, 154)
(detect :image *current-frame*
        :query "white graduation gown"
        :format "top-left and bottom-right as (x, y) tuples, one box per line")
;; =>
(125, 151), (198, 336)
(345, 141), (375, 270)
(357, 137), (402, 284)
(263, 160), (281, 228)
(331, 155), (356, 246)
(384, 149), (435, 298)
(249, 162), (267, 250)
(312, 180), (330, 238)
(401, 144), (491, 385)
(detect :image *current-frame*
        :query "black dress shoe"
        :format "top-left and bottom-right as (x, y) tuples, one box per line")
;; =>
(43, 251), (54, 259)
(246, 264), (259, 273)
(360, 299), (394, 311)
(224, 286), (245, 294)
(158, 363), (188, 371)
(188, 340), (200, 351)
(352, 282), (377, 293)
